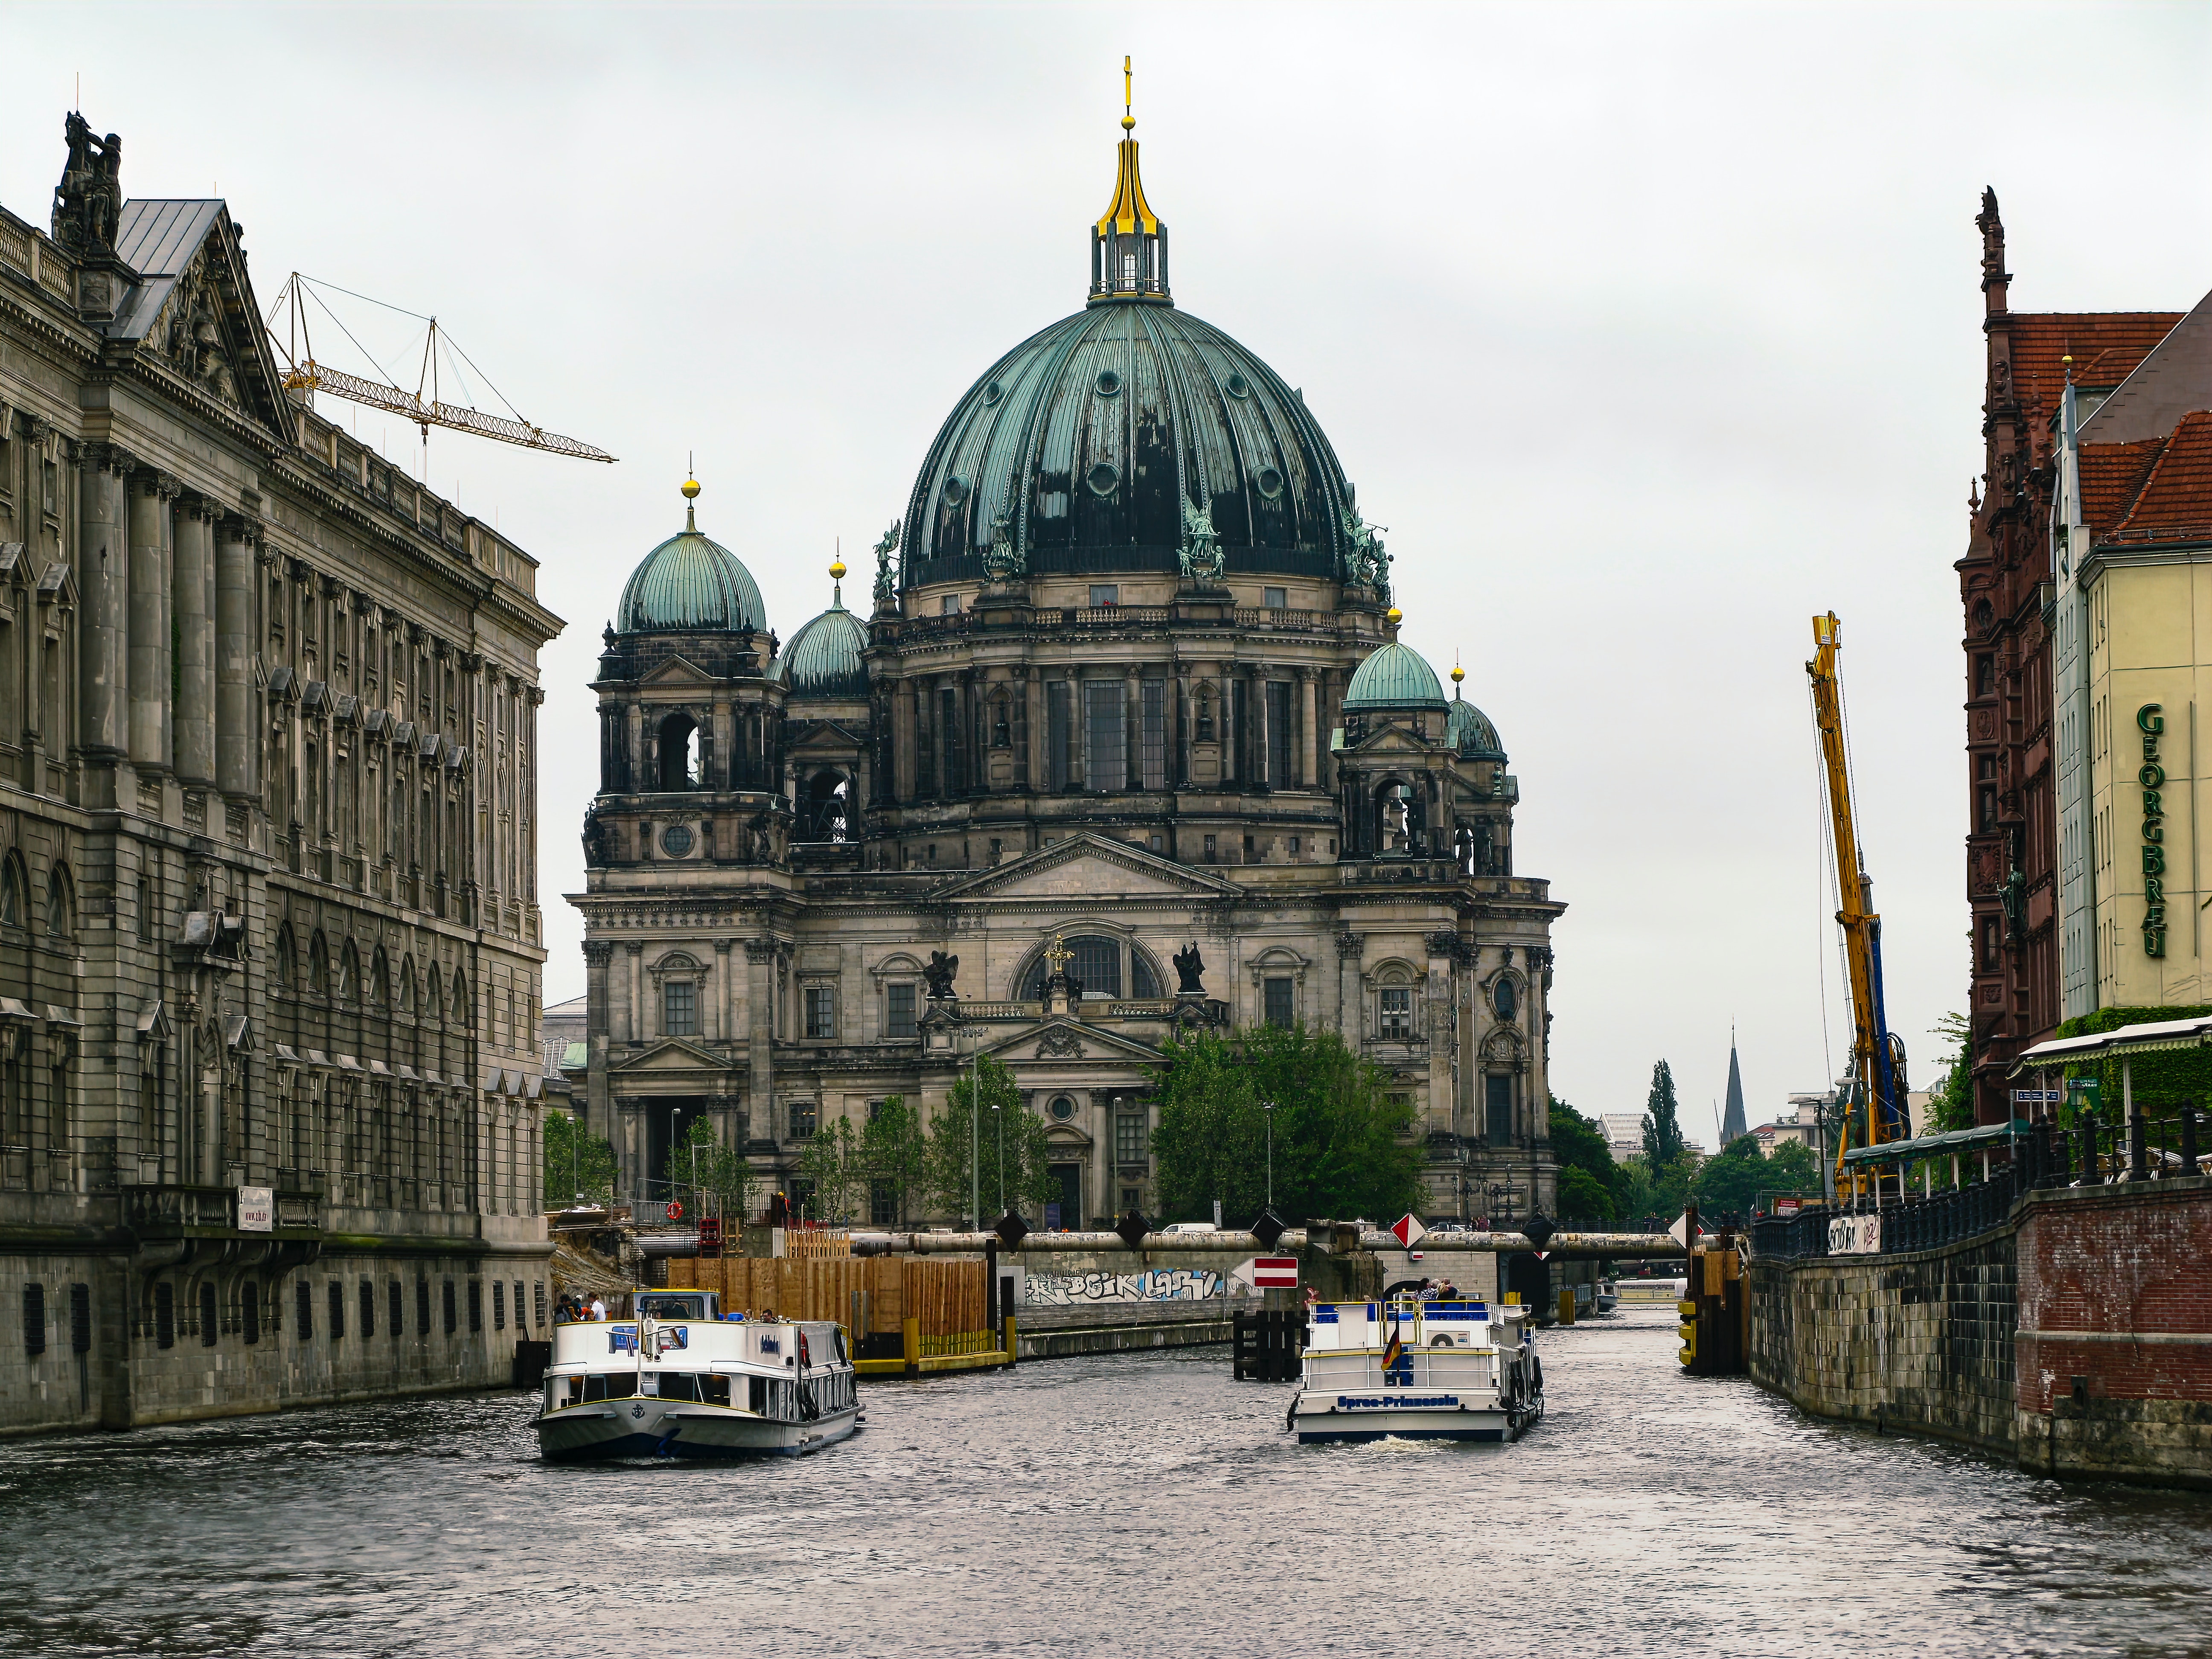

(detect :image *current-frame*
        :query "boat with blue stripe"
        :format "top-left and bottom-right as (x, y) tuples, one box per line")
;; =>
(1289, 1297), (1543, 1444)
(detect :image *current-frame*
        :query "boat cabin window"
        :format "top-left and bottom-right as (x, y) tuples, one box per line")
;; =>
(637, 1294), (708, 1320)
(657, 1371), (699, 1401)
(701, 1374), (731, 1407)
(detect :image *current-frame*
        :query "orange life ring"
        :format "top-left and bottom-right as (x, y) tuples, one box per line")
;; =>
(667, 1199), (684, 1220)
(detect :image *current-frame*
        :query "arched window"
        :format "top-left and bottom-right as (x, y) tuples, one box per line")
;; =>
(274, 926), (294, 990)
(1018, 936), (1162, 1001)
(44, 864), (73, 939)
(798, 771), (849, 843)
(337, 942), (358, 1004)
(1493, 978), (1518, 1022)
(656, 711), (699, 791)
(309, 934), (329, 995)
(449, 973), (468, 1028)
(0, 852), (26, 930)
(397, 956), (416, 1016)
(425, 966), (443, 1023)
(1375, 782), (1423, 855)
(370, 949), (390, 1008)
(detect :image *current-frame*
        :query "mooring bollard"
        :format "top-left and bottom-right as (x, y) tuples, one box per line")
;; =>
(1557, 1287), (1576, 1326)
(902, 1315), (920, 1379)
(1004, 1313), (1018, 1367)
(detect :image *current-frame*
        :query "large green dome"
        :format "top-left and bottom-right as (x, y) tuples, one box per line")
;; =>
(616, 491), (765, 634)
(1342, 640), (1447, 711)
(776, 591), (869, 699)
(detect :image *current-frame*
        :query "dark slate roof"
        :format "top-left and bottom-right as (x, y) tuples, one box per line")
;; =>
(901, 300), (1357, 586)
(1342, 641), (1447, 711)
(776, 598), (869, 699)
(1448, 694), (1505, 759)
(108, 199), (225, 342)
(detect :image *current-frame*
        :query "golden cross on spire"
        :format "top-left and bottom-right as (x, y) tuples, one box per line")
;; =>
(1123, 55), (1135, 131)
(1044, 932), (1073, 976)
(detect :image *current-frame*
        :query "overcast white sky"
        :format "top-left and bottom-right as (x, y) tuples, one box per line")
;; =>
(6, 3), (2209, 1137)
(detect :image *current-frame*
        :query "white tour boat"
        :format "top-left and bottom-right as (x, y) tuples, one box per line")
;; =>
(536, 1289), (861, 1461)
(1288, 1297), (1543, 1444)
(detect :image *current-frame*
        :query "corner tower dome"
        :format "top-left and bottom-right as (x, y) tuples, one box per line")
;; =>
(899, 90), (1360, 591)
(617, 479), (767, 634)
(777, 559), (870, 699)
(1342, 640), (1449, 711)
(1447, 664), (1506, 759)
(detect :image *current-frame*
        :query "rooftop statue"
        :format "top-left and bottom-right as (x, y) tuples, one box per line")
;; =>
(923, 950), (959, 1000)
(1178, 498), (1224, 585)
(981, 511), (1023, 582)
(52, 113), (122, 256)
(871, 521), (900, 612)
(1341, 503), (1390, 600)
(1172, 941), (1205, 995)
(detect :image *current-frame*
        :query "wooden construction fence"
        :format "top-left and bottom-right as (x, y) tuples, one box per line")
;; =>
(667, 1256), (986, 1339)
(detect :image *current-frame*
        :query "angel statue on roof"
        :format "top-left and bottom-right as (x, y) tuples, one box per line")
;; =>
(871, 520), (899, 613)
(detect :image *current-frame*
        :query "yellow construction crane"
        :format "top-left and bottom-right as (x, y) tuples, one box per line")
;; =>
(1806, 612), (1909, 1198)
(265, 273), (615, 465)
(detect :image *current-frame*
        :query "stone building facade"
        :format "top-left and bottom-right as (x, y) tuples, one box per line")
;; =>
(0, 114), (561, 1434)
(1959, 192), (2182, 1119)
(571, 116), (1563, 1227)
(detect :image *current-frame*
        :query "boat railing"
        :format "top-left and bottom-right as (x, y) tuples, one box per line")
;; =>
(1303, 1349), (1496, 1392)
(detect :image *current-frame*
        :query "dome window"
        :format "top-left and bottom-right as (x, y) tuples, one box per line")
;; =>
(1086, 462), (1121, 497)
(659, 825), (694, 858)
(1094, 369), (1123, 398)
(983, 380), (1004, 407)
(1225, 372), (1251, 399)
(1049, 1095), (1077, 1122)
(943, 475), (970, 507)
(1255, 466), (1284, 498)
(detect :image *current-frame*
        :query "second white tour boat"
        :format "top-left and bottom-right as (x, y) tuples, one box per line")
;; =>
(1289, 1297), (1543, 1444)
(536, 1289), (861, 1461)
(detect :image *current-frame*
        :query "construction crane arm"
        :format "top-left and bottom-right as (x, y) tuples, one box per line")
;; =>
(285, 360), (616, 463)
(1806, 612), (1909, 1192)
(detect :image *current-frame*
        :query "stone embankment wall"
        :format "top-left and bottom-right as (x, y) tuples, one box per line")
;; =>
(1749, 1176), (2212, 1489)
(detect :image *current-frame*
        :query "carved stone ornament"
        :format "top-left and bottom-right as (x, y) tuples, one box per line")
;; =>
(1036, 1027), (1085, 1060)
(872, 520), (900, 612)
(1177, 497), (1224, 584)
(52, 114), (122, 256)
(981, 512), (1024, 583)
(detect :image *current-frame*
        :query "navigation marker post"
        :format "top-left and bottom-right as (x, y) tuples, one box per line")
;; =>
(1391, 1213), (1427, 1249)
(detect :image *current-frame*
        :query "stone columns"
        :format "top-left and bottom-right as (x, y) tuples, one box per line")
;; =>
(215, 518), (257, 800)
(173, 499), (216, 787)
(128, 472), (176, 772)
(1024, 669), (1045, 792)
(1336, 930), (1364, 1042)
(75, 445), (129, 759)
(1174, 665), (1191, 788)
(1297, 669), (1318, 790)
(583, 940), (612, 1139)
(745, 939), (777, 1126)
(713, 940), (733, 1042)
(623, 941), (643, 1042)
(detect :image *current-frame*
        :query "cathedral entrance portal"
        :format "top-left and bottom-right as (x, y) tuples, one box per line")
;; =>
(1048, 1163), (1083, 1231)
(644, 1098), (710, 1207)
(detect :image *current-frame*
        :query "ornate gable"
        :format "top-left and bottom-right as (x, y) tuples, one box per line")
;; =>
(112, 200), (292, 443)
(609, 1038), (728, 1074)
(931, 832), (1241, 904)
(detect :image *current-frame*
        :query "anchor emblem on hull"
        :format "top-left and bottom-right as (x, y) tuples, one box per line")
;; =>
(632, 1404), (646, 1418)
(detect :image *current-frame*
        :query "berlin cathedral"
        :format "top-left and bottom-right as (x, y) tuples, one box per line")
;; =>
(573, 111), (1563, 1228)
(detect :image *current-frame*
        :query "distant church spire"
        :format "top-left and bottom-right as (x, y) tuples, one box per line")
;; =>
(1722, 1028), (1747, 1144)
(1090, 57), (1170, 306)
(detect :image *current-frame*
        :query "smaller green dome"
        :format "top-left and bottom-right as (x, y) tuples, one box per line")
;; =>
(776, 597), (869, 699)
(616, 491), (766, 634)
(1448, 694), (1505, 759)
(1342, 640), (1448, 711)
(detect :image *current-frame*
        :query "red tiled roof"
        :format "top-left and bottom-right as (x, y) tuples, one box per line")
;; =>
(2006, 312), (2183, 414)
(2110, 410), (2212, 545)
(2081, 439), (2166, 540)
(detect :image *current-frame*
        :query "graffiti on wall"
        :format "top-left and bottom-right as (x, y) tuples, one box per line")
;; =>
(1022, 1268), (1243, 1307)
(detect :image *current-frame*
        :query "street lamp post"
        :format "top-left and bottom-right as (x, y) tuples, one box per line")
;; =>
(995, 1095), (1005, 1217)
(967, 1027), (981, 1232)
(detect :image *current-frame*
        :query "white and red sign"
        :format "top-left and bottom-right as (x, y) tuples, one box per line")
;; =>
(1233, 1257), (1300, 1290)
(1391, 1213), (1427, 1249)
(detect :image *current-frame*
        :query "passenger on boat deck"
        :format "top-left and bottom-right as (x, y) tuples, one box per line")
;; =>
(1417, 1279), (1439, 1301)
(552, 1293), (573, 1323)
(588, 1295), (608, 1321)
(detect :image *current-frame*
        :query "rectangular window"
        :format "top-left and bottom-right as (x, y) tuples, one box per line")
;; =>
(442, 1278), (457, 1336)
(663, 981), (697, 1037)
(1485, 1073), (1513, 1143)
(1085, 680), (1126, 792)
(296, 1278), (313, 1340)
(871, 1179), (898, 1225)
(789, 1100), (818, 1141)
(1266, 681), (1292, 786)
(535, 1282), (547, 1328)
(941, 593), (963, 615)
(329, 1279), (345, 1341)
(805, 987), (836, 1040)
(1141, 679), (1167, 790)
(1263, 586), (1288, 610)
(887, 983), (917, 1038)
(940, 687), (961, 795)
(1380, 987), (1413, 1039)
(1115, 1113), (1147, 1164)
(417, 1278), (431, 1337)
(466, 1279), (481, 1334)
(1048, 681), (1073, 791)
(1089, 585), (1120, 607)
(361, 1278), (375, 1340)
(1231, 681), (1247, 781)
(1264, 977), (1295, 1028)
(1203, 834), (1217, 863)
(493, 1281), (506, 1330)
(1121, 1186), (1142, 1213)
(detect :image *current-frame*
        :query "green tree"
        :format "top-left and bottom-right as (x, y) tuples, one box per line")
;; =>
(1765, 1138), (1822, 1197)
(922, 1054), (1058, 1224)
(797, 1117), (864, 1223)
(1610, 1153), (1656, 1228)
(544, 1108), (617, 1208)
(1150, 1024), (1424, 1225)
(1548, 1097), (1619, 1226)
(859, 1095), (928, 1226)
(1924, 1010), (1974, 1134)
(1694, 1133), (1770, 1218)
(1642, 1059), (1686, 1168)
(662, 1115), (757, 1222)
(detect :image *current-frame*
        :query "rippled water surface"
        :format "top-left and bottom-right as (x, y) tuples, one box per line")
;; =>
(2, 1308), (2209, 1657)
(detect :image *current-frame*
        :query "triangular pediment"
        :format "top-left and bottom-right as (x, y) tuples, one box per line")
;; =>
(974, 1015), (1164, 1063)
(638, 654), (719, 688)
(789, 719), (866, 751)
(611, 1038), (728, 1073)
(111, 200), (292, 444)
(932, 832), (1242, 903)
(1345, 724), (1440, 756)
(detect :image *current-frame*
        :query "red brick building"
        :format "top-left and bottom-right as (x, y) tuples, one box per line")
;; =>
(1959, 192), (2179, 1122)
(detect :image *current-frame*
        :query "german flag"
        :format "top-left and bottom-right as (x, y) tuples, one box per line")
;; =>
(1380, 1307), (1405, 1379)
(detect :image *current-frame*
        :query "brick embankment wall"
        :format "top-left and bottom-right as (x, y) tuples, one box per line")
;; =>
(2014, 1176), (2212, 1489)
(1749, 1231), (2019, 1457)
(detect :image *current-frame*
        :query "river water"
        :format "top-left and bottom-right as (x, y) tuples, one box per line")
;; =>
(2, 1308), (2208, 1658)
